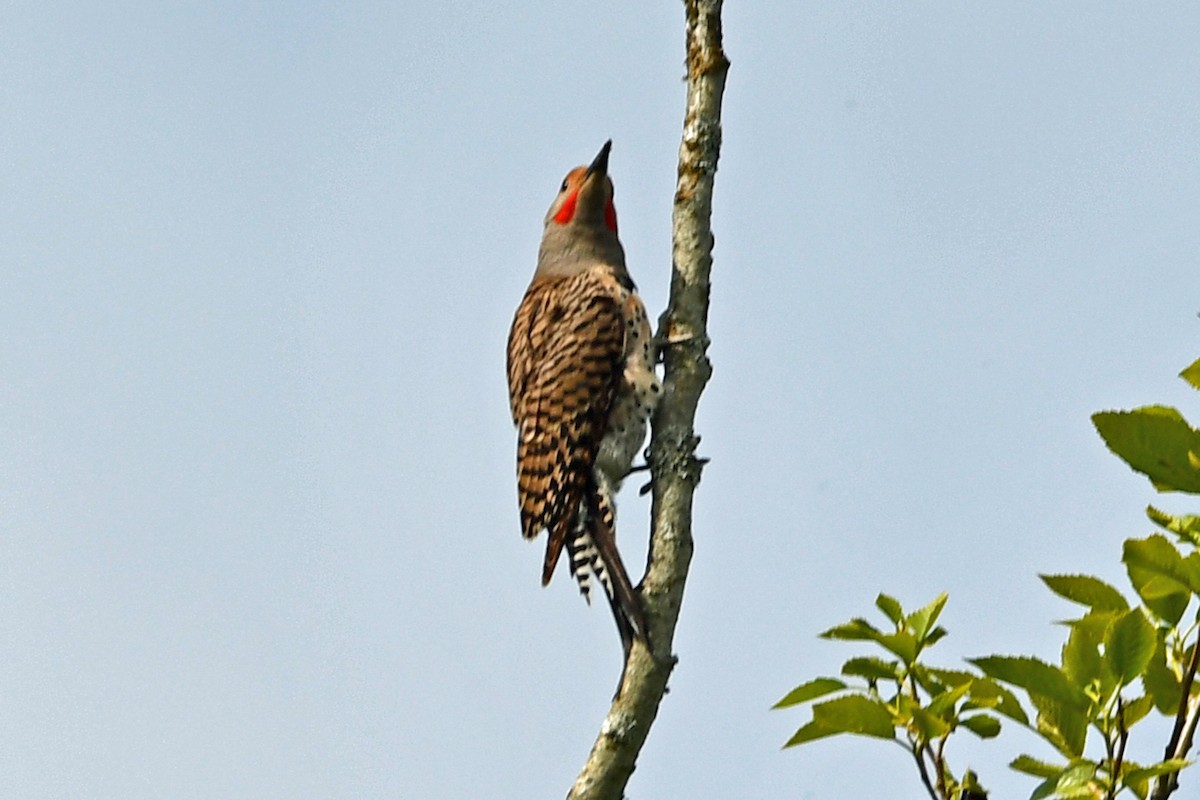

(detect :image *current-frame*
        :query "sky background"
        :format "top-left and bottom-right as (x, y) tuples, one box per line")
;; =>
(3, 3), (1199, 798)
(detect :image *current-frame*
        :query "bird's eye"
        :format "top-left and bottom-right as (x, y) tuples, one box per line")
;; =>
(560, 179), (569, 192)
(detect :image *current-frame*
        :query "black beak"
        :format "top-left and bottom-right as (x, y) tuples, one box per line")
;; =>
(585, 140), (612, 178)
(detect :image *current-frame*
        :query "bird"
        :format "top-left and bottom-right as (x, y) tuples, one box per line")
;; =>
(506, 140), (661, 662)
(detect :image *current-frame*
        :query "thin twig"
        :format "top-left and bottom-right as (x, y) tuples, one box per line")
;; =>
(1152, 637), (1200, 800)
(1102, 699), (1118, 798)
(1166, 641), (1199, 759)
(1111, 696), (1128, 800)
(1179, 693), (1200, 761)
(911, 739), (940, 800)
(905, 672), (945, 799)
(934, 735), (949, 799)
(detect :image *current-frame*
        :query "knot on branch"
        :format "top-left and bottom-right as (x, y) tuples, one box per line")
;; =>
(655, 313), (712, 370)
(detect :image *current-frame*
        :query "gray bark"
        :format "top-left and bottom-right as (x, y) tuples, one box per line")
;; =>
(567, 2), (728, 797)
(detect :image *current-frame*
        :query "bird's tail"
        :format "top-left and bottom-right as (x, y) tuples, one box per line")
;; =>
(565, 483), (648, 658)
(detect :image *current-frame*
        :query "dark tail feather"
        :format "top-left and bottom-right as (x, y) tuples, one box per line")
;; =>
(567, 520), (637, 656)
(585, 486), (648, 658)
(541, 514), (570, 586)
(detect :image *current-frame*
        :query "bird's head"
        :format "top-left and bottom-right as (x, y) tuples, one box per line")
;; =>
(536, 140), (625, 277)
(543, 139), (619, 235)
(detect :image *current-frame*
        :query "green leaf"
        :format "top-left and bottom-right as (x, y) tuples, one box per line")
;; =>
(841, 656), (899, 682)
(1064, 609), (1121, 640)
(877, 631), (918, 664)
(1028, 762), (1099, 800)
(1054, 762), (1097, 795)
(923, 666), (975, 689)
(960, 713), (1001, 738)
(1127, 563), (1190, 625)
(893, 692), (918, 726)
(1124, 534), (1200, 592)
(1121, 694), (1155, 728)
(1143, 632), (1181, 714)
(927, 681), (971, 718)
(1122, 758), (1191, 800)
(1147, 505), (1200, 547)
(910, 705), (951, 740)
(1105, 608), (1156, 686)
(875, 593), (903, 624)
(773, 677), (847, 709)
(970, 655), (1089, 710)
(1124, 758), (1190, 782)
(1061, 619), (1105, 690)
(782, 720), (838, 747)
(1010, 754), (1064, 779)
(782, 694), (895, 747)
(1180, 358), (1200, 391)
(1040, 574), (1129, 612)
(1030, 775), (1057, 800)
(820, 617), (883, 642)
(905, 592), (949, 641)
(811, 694), (896, 738)
(923, 626), (948, 648)
(959, 769), (988, 799)
(966, 677), (1030, 725)
(1092, 406), (1200, 493)
(1121, 759), (1151, 800)
(1123, 535), (1199, 626)
(912, 665), (948, 696)
(1032, 694), (1088, 759)
(913, 665), (968, 698)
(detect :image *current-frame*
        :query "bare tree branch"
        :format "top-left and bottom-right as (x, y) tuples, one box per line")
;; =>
(567, 2), (728, 798)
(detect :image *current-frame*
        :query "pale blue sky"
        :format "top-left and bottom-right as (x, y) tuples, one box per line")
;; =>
(3, 3), (1199, 798)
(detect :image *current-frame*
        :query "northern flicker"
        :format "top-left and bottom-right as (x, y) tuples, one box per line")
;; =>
(506, 140), (661, 659)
